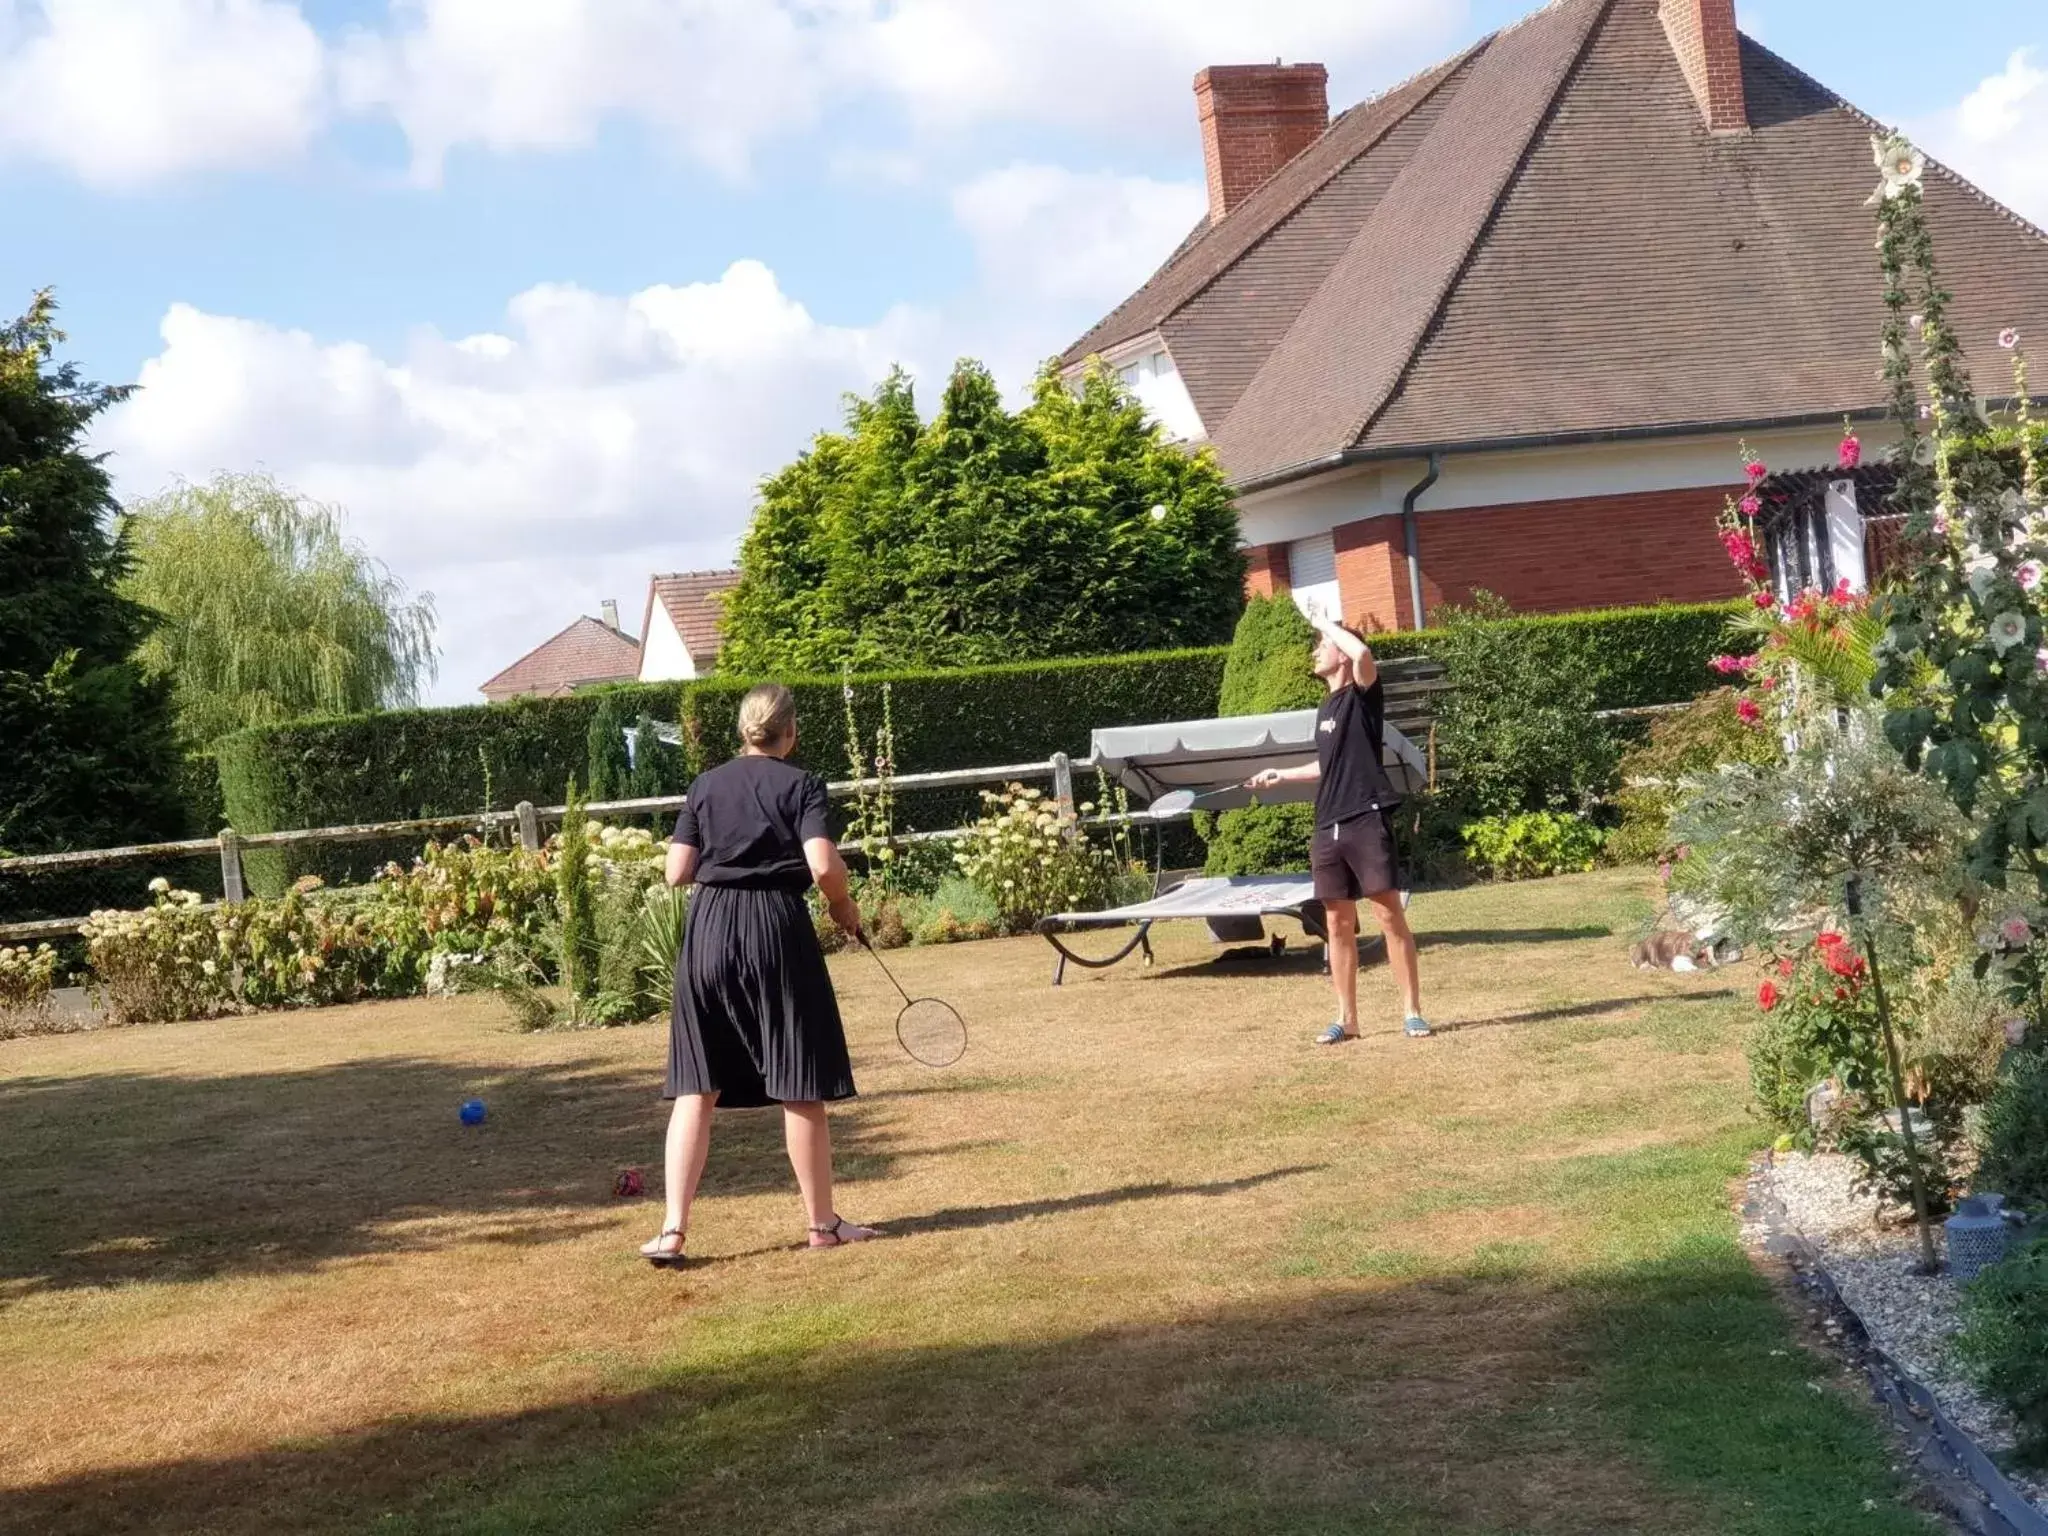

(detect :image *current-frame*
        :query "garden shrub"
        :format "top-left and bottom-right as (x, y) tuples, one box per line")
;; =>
(1977, 1050), (2048, 1213)
(1956, 1235), (2048, 1466)
(556, 781), (600, 1010)
(1607, 689), (1781, 865)
(1746, 1004), (1832, 1143)
(953, 784), (1129, 933)
(1431, 594), (1621, 819)
(81, 883), (236, 1024)
(906, 877), (1003, 946)
(0, 942), (60, 1038)
(1459, 812), (1603, 882)
(215, 681), (678, 894)
(586, 694), (634, 801)
(1202, 595), (1323, 876)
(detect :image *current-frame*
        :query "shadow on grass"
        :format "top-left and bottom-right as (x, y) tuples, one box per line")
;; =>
(1436, 991), (1736, 1035)
(1, 1246), (1938, 1536)
(0, 1056), (934, 1295)
(1416, 926), (1615, 949)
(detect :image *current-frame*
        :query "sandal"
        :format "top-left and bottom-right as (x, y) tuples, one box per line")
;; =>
(1316, 1022), (1359, 1046)
(640, 1227), (686, 1269)
(808, 1215), (877, 1249)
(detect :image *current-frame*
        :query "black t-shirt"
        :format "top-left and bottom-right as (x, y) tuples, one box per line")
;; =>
(1314, 679), (1400, 827)
(671, 755), (831, 892)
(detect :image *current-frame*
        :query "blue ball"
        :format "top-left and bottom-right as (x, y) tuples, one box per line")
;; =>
(459, 1098), (486, 1126)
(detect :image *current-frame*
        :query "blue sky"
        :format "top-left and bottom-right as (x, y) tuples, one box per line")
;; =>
(4, 0), (2045, 701)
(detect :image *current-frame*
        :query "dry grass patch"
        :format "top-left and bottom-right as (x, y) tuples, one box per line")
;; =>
(0, 870), (1940, 1534)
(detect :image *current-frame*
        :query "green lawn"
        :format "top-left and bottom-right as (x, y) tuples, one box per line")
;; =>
(0, 870), (1941, 1533)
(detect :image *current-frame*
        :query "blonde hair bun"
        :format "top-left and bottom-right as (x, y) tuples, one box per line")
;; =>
(737, 683), (797, 750)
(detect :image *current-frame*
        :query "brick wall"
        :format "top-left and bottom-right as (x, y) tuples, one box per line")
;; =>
(1195, 64), (1330, 224)
(1245, 543), (1290, 598)
(1415, 484), (1744, 617)
(1332, 518), (1414, 632)
(1659, 0), (1747, 133)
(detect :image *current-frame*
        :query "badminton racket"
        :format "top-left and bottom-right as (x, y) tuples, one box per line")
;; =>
(1146, 786), (1249, 819)
(859, 937), (968, 1068)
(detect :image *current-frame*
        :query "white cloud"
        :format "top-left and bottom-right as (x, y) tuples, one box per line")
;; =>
(0, 0), (324, 186)
(1921, 48), (2048, 228)
(100, 261), (926, 699)
(952, 165), (1204, 308)
(1, 0), (1457, 186)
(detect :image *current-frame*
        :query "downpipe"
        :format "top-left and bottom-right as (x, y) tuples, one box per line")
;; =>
(1402, 452), (1441, 630)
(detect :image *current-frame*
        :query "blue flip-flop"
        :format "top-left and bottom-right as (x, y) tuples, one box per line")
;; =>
(1403, 1015), (1433, 1039)
(1316, 1022), (1359, 1045)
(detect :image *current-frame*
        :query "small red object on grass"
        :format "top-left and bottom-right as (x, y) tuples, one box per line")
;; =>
(614, 1168), (645, 1199)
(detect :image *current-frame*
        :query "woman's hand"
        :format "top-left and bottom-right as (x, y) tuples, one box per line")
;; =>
(1247, 768), (1286, 791)
(828, 895), (865, 945)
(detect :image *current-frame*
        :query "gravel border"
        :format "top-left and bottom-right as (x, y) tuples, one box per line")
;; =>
(1745, 1151), (2048, 1533)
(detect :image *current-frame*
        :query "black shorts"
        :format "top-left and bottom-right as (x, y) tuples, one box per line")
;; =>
(1311, 811), (1401, 903)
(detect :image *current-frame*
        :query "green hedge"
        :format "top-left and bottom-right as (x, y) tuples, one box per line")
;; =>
(676, 649), (1231, 780)
(206, 601), (1736, 897)
(216, 682), (678, 894)
(1369, 601), (1739, 712)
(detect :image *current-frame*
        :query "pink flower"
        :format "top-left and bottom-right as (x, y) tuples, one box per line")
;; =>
(1839, 435), (1862, 469)
(2037, 646), (2048, 674)
(1752, 590), (1777, 610)
(2001, 328), (2022, 351)
(1745, 460), (1768, 485)
(1757, 979), (1779, 1012)
(1739, 494), (1762, 518)
(2020, 561), (2043, 592)
(2003, 915), (2033, 946)
(1711, 654), (1758, 675)
(2006, 1017), (2030, 1046)
(1736, 698), (1762, 725)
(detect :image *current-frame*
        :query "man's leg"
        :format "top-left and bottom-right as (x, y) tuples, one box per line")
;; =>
(1366, 889), (1425, 1031)
(1325, 898), (1361, 1036)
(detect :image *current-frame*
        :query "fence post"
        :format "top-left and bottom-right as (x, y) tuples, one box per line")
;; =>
(218, 828), (245, 904)
(515, 801), (541, 853)
(1051, 752), (1074, 820)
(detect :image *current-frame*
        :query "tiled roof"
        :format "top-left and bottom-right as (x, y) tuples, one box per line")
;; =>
(644, 569), (738, 668)
(478, 615), (640, 702)
(1062, 0), (2048, 488)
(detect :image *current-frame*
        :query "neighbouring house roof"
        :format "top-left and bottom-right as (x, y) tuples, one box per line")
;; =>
(1061, 0), (2048, 490)
(640, 569), (738, 671)
(479, 615), (641, 702)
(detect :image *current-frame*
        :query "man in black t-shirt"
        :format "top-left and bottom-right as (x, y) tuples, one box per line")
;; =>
(1248, 612), (1428, 1043)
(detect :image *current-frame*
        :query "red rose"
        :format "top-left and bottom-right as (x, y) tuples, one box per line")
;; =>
(1757, 980), (1779, 1011)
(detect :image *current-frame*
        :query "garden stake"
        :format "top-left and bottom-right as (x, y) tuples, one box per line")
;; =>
(1846, 875), (1941, 1274)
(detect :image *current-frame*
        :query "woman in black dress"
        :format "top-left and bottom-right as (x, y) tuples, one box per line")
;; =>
(639, 684), (875, 1266)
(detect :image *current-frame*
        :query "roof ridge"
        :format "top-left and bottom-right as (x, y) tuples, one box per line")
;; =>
(1349, 0), (1619, 451)
(652, 567), (738, 580)
(479, 614), (635, 694)
(1060, 41), (1485, 364)
(1744, 35), (2048, 251)
(1213, 0), (1614, 479)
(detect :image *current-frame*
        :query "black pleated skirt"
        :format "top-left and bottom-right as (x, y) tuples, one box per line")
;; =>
(665, 884), (856, 1108)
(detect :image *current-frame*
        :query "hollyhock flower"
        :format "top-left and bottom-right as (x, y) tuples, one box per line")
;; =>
(2006, 1017), (2030, 1046)
(2020, 561), (2044, 592)
(1839, 434), (1862, 469)
(1832, 578), (1855, 604)
(1991, 610), (2029, 653)
(1868, 133), (1926, 202)
(2001, 915), (2033, 946)
(1932, 509), (1950, 536)
(1745, 460), (1768, 485)
(1739, 494), (1762, 518)
(1757, 979), (1779, 1012)
(1752, 589), (1776, 610)
(2036, 645), (2048, 674)
(1736, 697), (1762, 725)
(2001, 328), (2022, 351)
(1910, 314), (1926, 332)
(1710, 654), (1758, 675)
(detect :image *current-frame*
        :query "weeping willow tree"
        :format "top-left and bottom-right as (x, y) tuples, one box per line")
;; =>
(120, 473), (438, 746)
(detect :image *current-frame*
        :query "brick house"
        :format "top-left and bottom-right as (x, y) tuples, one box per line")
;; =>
(1061, 0), (2048, 632)
(479, 607), (640, 702)
(635, 570), (738, 683)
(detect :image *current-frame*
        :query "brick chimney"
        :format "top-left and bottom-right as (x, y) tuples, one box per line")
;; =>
(600, 598), (620, 631)
(1659, 0), (1747, 134)
(1194, 63), (1329, 225)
